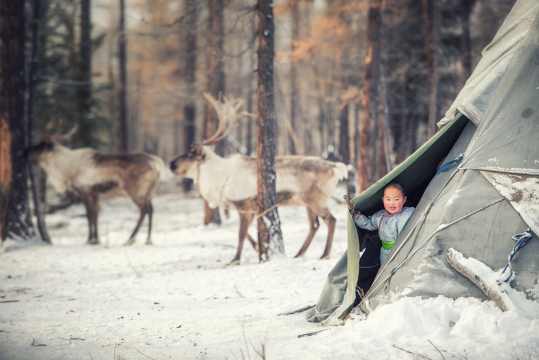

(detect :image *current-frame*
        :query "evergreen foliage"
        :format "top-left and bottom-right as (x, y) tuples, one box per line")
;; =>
(29, 0), (109, 150)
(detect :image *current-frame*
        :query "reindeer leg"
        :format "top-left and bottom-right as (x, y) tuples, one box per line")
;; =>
(145, 202), (153, 245)
(124, 204), (147, 246)
(320, 210), (336, 259)
(230, 212), (252, 265)
(295, 208), (320, 258)
(246, 233), (258, 251)
(244, 213), (258, 251)
(82, 192), (100, 245)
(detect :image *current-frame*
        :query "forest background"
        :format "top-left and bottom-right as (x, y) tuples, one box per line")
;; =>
(0, 0), (515, 244)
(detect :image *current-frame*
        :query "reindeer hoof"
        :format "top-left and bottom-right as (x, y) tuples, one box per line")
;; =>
(320, 254), (330, 260)
(87, 238), (99, 245)
(294, 253), (304, 258)
(124, 239), (135, 246)
(228, 259), (241, 266)
(145, 239), (153, 245)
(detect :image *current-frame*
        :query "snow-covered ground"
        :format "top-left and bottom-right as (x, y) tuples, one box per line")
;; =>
(1, 184), (538, 359)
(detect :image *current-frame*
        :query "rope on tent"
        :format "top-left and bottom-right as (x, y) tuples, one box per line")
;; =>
(499, 228), (533, 283)
(435, 153), (464, 175)
(366, 198), (505, 300)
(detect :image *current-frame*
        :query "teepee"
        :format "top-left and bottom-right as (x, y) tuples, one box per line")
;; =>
(307, 0), (539, 325)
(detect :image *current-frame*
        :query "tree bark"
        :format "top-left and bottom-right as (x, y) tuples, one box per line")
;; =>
(339, 103), (354, 198)
(289, 0), (300, 155)
(0, 120), (11, 240)
(380, 0), (394, 172)
(379, 65), (394, 173)
(28, 0), (51, 243)
(257, 0), (285, 261)
(375, 108), (387, 180)
(358, 0), (382, 192)
(310, 54), (325, 155)
(0, 0), (36, 241)
(339, 104), (350, 166)
(119, 0), (129, 152)
(422, 0), (441, 139)
(181, 0), (198, 193)
(77, 0), (93, 147)
(396, 76), (413, 164)
(246, 14), (256, 157)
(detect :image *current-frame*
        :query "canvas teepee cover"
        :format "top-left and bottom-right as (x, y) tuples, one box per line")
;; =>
(307, 0), (539, 325)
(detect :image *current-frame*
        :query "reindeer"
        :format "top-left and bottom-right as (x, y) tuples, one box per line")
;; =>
(25, 128), (164, 246)
(170, 93), (348, 264)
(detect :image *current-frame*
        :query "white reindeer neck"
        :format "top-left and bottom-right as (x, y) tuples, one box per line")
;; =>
(40, 142), (93, 193)
(196, 146), (235, 208)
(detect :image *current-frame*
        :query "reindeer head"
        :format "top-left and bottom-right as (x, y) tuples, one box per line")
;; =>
(169, 145), (206, 179)
(169, 93), (253, 179)
(25, 125), (78, 164)
(25, 140), (56, 163)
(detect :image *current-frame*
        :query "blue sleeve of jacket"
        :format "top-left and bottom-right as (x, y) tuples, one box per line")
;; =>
(353, 210), (382, 231)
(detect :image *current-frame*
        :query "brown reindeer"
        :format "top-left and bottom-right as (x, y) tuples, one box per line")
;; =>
(170, 93), (347, 263)
(25, 130), (164, 246)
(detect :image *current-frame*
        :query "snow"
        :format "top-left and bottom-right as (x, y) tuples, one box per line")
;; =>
(1, 186), (539, 359)
(481, 171), (539, 236)
(447, 248), (539, 314)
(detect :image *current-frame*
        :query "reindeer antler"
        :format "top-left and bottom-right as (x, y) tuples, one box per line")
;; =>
(50, 120), (78, 142)
(195, 92), (254, 149)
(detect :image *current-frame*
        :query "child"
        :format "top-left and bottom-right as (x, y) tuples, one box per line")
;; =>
(353, 181), (415, 265)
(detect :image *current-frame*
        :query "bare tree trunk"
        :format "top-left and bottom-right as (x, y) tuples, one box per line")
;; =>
(203, 0), (226, 225)
(325, 92), (335, 152)
(339, 104), (350, 165)
(119, 0), (129, 152)
(131, 70), (141, 150)
(380, 0), (394, 172)
(460, 0), (472, 87)
(380, 63), (394, 172)
(289, 0), (300, 155)
(77, 0), (93, 147)
(422, 0), (440, 138)
(376, 107), (387, 180)
(246, 15), (256, 157)
(181, 0), (198, 193)
(257, 0), (284, 262)
(28, 0), (51, 243)
(310, 56), (325, 155)
(302, 0), (315, 156)
(0, 0), (36, 241)
(0, 120), (11, 240)
(358, 0), (382, 192)
(396, 77), (411, 164)
(247, 85), (254, 156)
(339, 103), (354, 198)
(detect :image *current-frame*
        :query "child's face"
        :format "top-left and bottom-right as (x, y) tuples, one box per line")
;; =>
(383, 186), (406, 215)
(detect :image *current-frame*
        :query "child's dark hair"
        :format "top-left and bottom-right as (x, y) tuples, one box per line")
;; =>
(383, 181), (406, 197)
